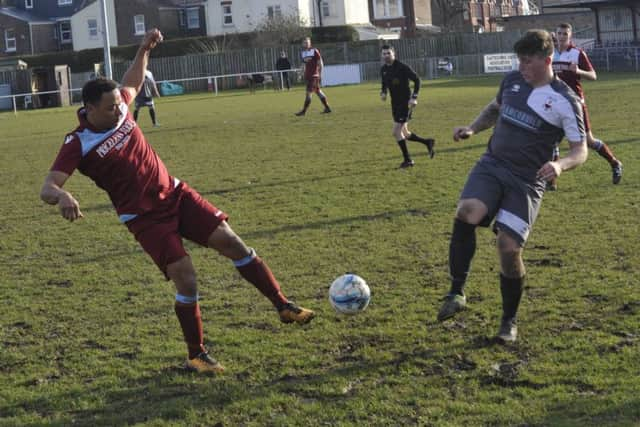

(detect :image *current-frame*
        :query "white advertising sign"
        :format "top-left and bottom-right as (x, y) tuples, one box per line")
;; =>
(484, 53), (519, 73)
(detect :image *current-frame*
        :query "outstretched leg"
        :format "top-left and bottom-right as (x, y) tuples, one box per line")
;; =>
(207, 221), (315, 324)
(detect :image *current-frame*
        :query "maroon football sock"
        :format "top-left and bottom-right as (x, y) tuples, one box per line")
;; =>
(236, 256), (288, 309)
(594, 141), (618, 167)
(174, 302), (206, 359)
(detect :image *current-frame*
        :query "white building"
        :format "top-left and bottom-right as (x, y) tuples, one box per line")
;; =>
(70, 0), (118, 52)
(204, 0), (370, 37)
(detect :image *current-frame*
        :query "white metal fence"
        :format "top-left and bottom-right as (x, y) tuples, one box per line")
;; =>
(1, 47), (638, 114)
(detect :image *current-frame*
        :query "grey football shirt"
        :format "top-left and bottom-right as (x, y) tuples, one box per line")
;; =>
(484, 71), (585, 182)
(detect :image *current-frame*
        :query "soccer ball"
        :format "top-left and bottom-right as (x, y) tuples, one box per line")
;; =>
(329, 274), (371, 315)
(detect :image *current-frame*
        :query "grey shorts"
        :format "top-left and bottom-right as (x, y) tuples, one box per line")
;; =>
(135, 97), (154, 108)
(460, 157), (545, 246)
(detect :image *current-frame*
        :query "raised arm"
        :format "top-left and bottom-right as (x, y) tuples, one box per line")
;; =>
(40, 170), (84, 222)
(453, 99), (500, 141)
(121, 29), (163, 101)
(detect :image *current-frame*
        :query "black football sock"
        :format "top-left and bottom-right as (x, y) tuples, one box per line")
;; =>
(449, 219), (477, 296)
(149, 108), (157, 125)
(407, 132), (432, 145)
(397, 139), (411, 162)
(500, 274), (525, 320)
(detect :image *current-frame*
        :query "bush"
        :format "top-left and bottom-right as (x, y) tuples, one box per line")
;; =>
(312, 25), (359, 43)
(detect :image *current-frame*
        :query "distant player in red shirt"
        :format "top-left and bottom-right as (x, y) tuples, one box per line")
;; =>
(553, 22), (623, 185)
(40, 29), (315, 375)
(295, 37), (331, 116)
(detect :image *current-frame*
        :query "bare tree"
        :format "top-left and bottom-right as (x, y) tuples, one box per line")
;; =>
(432, 0), (467, 33)
(254, 10), (310, 46)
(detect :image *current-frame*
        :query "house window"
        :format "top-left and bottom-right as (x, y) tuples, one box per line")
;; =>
(5, 29), (16, 52)
(267, 5), (282, 19)
(222, 2), (233, 26)
(186, 8), (200, 29)
(134, 15), (145, 35)
(60, 21), (72, 44)
(25, 0), (33, 9)
(58, 0), (72, 5)
(88, 18), (98, 39)
(321, 1), (330, 17)
(374, 0), (403, 18)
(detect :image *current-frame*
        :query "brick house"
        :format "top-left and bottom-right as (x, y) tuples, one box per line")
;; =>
(368, 0), (434, 36)
(431, 0), (534, 33)
(114, 0), (207, 46)
(0, 0), (92, 56)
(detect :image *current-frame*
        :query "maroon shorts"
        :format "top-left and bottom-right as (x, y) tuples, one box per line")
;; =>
(125, 182), (228, 278)
(581, 102), (591, 132)
(306, 77), (320, 93)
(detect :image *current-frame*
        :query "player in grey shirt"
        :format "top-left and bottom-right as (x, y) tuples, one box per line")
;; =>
(133, 70), (161, 127)
(437, 30), (588, 342)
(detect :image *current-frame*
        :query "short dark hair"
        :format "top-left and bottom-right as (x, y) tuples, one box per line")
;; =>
(82, 78), (118, 106)
(513, 30), (554, 58)
(381, 44), (394, 51)
(557, 22), (572, 32)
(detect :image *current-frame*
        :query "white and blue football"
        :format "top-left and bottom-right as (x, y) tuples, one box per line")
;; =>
(329, 274), (371, 315)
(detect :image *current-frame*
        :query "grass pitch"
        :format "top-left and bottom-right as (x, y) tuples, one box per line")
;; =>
(1, 74), (639, 426)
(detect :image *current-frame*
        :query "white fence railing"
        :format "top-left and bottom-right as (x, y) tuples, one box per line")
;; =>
(1, 48), (638, 114)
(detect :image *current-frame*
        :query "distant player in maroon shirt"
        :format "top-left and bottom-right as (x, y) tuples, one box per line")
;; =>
(40, 29), (315, 375)
(295, 37), (331, 116)
(552, 22), (623, 185)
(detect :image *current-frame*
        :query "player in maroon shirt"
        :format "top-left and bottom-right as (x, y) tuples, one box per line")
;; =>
(40, 29), (315, 374)
(295, 37), (331, 116)
(552, 22), (623, 185)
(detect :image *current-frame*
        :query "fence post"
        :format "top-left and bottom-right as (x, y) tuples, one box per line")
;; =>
(214, 77), (218, 96)
(606, 49), (610, 71)
(12, 95), (17, 115)
(636, 47), (639, 72)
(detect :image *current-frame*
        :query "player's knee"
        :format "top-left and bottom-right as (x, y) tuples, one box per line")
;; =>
(208, 221), (249, 258)
(497, 233), (522, 261)
(168, 262), (197, 294)
(455, 200), (486, 225)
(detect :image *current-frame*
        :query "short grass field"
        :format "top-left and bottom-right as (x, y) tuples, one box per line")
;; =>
(1, 74), (638, 427)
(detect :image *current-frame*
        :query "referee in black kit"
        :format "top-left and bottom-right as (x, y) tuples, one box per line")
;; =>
(380, 44), (435, 168)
